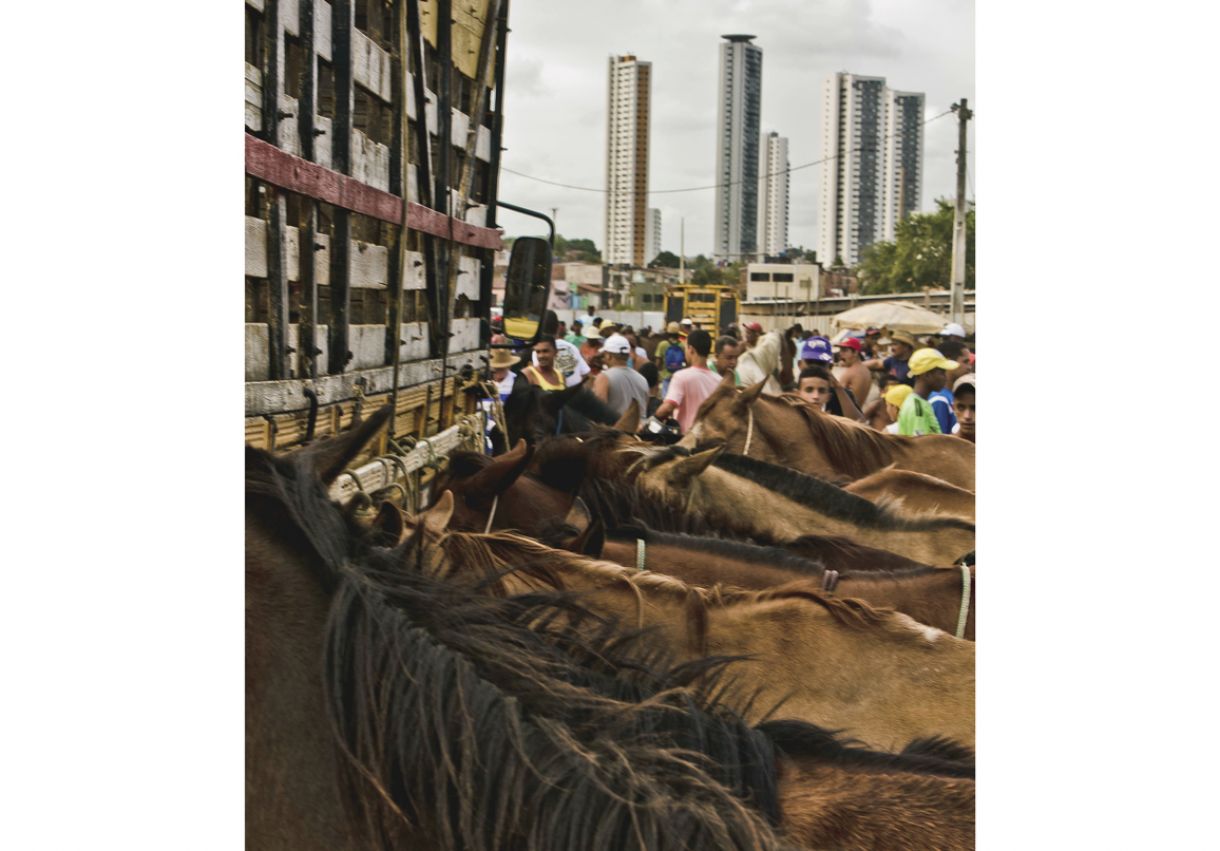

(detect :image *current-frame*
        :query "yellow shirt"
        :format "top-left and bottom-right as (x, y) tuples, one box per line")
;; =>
(522, 365), (565, 391)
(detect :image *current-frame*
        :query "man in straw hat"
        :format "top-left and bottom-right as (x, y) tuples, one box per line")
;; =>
(864, 328), (918, 385)
(487, 346), (521, 401)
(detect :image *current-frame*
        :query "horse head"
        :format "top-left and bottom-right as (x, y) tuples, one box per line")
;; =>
(680, 373), (767, 450)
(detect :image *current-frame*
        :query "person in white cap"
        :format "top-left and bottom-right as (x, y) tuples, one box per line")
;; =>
(593, 333), (650, 419)
(940, 322), (967, 342)
(950, 374), (975, 443)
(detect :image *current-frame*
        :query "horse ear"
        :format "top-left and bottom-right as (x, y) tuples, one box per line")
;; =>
(718, 369), (737, 388)
(569, 515), (605, 557)
(466, 438), (533, 496)
(613, 399), (641, 433)
(740, 378), (768, 404)
(302, 404), (393, 485)
(423, 489), (455, 537)
(667, 444), (725, 484)
(370, 501), (406, 547)
(563, 495), (592, 533)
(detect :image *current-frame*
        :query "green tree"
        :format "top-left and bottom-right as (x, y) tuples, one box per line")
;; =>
(553, 234), (602, 263)
(856, 199), (975, 295)
(649, 250), (680, 268)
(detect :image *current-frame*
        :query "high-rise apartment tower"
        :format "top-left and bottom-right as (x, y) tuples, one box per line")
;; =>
(713, 35), (762, 262)
(645, 208), (661, 264)
(604, 55), (652, 266)
(819, 72), (924, 267)
(759, 131), (789, 257)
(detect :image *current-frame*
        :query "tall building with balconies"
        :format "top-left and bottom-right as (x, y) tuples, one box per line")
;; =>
(819, 72), (924, 267)
(713, 34), (762, 262)
(605, 55), (652, 266)
(759, 131), (789, 257)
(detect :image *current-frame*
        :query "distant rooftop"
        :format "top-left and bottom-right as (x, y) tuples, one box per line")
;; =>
(721, 34), (757, 43)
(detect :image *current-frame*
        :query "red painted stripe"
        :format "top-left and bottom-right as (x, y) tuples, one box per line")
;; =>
(245, 134), (502, 250)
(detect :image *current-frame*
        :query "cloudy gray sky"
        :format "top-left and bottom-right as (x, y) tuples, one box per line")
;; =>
(495, 0), (974, 258)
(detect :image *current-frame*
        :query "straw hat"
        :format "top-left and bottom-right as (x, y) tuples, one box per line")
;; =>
(887, 329), (917, 348)
(488, 348), (521, 369)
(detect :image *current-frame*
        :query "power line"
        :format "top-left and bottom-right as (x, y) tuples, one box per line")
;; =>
(501, 108), (956, 196)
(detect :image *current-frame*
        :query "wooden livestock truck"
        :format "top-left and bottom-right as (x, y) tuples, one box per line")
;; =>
(244, 0), (551, 503)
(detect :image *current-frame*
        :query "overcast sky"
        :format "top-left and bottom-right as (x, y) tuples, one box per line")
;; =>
(494, 0), (974, 258)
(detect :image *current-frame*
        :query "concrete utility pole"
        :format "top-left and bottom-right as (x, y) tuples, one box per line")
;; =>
(679, 217), (686, 284)
(949, 98), (972, 326)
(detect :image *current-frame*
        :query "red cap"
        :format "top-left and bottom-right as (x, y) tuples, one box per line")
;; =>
(835, 337), (862, 352)
(744, 321), (763, 332)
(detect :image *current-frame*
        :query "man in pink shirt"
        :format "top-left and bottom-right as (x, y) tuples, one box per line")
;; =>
(651, 330), (722, 434)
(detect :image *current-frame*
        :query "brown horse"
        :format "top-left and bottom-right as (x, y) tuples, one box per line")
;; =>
(249, 408), (786, 849)
(248, 406), (975, 849)
(845, 466), (976, 523)
(682, 373), (976, 490)
(418, 502), (976, 752)
(627, 445), (975, 565)
(432, 433), (961, 574)
(596, 527), (975, 640)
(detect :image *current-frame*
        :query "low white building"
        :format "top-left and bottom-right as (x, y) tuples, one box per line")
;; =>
(745, 262), (820, 302)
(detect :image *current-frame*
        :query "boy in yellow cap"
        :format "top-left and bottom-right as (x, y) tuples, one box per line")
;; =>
(897, 348), (958, 436)
(881, 383), (913, 433)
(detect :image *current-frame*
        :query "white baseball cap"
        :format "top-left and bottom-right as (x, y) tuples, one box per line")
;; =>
(680, 317), (693, 326)
(602, 333), (632, 355)
(940, 322), (966, 337)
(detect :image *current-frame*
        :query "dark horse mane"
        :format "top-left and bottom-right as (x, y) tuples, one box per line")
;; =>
(760, 393), (897, 480)
(249, 441), (793, 850)
(503, 380), (621, 445)
(530, 437), (947, 570)
(712, 452), (976, 533)
(759, 721), (974, 779)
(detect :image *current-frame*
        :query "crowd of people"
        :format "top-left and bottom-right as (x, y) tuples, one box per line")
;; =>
(487, 310), (976, 443)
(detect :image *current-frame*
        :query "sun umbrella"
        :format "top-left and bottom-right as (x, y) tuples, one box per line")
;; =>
(832, 301), (954, 334)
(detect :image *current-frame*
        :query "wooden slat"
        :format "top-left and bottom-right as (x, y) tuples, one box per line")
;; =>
(352, 29), (392, 103)
(245, 353), (476, 415)
(245, 135), (503, 249)
(349, 241), (388, 288)
(351, 129), (390, 191)
(245, 63), (263, 131)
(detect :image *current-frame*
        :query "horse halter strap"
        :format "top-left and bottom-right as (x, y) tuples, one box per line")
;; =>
(742, 406), (755, 455)
(635, 538), (647, 571)
(820, 569), (841, 593)
(955, 562), (972, 639)
(483, 494), (499, 534)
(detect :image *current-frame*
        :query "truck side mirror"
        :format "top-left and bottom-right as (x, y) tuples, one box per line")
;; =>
(502, 237), (552, 342)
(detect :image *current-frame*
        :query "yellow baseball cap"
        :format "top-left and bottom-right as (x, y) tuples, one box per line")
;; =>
(883, 384), (913, 408)
(907, 348), (957, 377)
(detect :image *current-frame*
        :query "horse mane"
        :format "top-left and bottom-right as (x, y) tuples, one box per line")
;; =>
(901, 736), (977, 768)
(711, 453), (976, 533)
(759, 720), (974, 779)
(557, 385), (622, 426)
(763, 394), (898, 479)
(440, 530), (923, 645)
(608, 524), (830, 579)
(245, 445), (356, 590)
(249, 440), (792, 849)
(329, 547), (788, 850)
(785, 533), (940, 573)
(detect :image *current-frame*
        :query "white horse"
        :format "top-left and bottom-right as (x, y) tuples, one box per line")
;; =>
(735, 330), (785, 395)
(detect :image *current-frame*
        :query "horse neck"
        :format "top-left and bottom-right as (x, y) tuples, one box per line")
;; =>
(246, 524), (367, 851)
(706, 592), (975, 748)
(629, 537), (824, 591)
(839, 568), (969, 638)
(749, 399), (840, 476)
